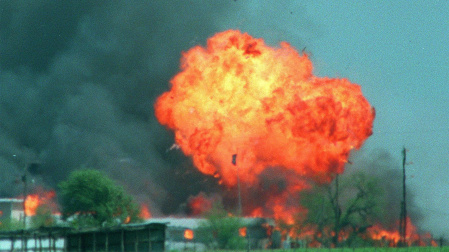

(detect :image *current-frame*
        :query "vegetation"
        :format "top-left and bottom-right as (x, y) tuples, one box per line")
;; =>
(0, 218), (24, 231)
(196, 202), (246, 250)
(299, 171), (384, 247)
(58, 169), (141, 228)
(30, 204), (56, 228)
(209, 248), (446, 252)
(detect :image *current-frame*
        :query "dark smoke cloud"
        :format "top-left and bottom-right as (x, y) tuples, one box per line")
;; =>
(0, 1), (235, 215)
(346, 148), (424, 230)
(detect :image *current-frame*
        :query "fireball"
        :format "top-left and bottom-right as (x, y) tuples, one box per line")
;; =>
(155, 30), (374, 217)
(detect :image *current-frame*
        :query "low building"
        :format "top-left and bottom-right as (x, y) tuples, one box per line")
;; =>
(65, 222), (166, 252)
(0, 226), (68, 251)
(148, 217), (278, 250)
(0, 222), (166, 251)
(0, 199), (24, 222)
(148, 218), (207, 251)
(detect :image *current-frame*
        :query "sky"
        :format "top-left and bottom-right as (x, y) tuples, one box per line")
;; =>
(0, 1), (448, 238)
(217, 1), (448, 236)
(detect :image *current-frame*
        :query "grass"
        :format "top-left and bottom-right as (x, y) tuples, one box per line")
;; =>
(199, 248), (449, 252)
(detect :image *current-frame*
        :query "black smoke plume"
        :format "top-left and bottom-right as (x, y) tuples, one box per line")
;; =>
(0, 1), (237, 215)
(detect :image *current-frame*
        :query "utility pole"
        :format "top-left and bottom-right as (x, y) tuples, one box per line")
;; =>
(22, 165), (28, 229)
(20, 161), (39, 229)
(332, 174), (341, 248)
(232, 154), (242, 216)
(399, 147), (407, 246)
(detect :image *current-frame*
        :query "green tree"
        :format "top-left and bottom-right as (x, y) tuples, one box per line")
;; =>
(31, 204), (55, 228)
(58, 169), (141, 228)
(300, 171), (384, 247)
(196, 202), (246, 250)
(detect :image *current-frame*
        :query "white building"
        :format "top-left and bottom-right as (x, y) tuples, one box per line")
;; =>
(147, 217), (277, 250)
(0, 198), (24, 223)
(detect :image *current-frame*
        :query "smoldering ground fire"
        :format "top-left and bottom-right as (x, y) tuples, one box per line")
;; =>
(155, 30), (375, 220)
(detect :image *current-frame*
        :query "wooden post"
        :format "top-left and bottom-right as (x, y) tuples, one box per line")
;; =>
(39, 235), (42, 252)
(121, 230), (125, 252)
(148, 226), (151, 252)
(21, 230), (25, 252)
(53, 234), (56, 252)
(78, 234), (81, 252)
(33, 233), (36, 252)
(24, 231), (28, 252)
(49, 233), (52, 252)
(134, 230), (139, 252)
(93, 232), (96, 252)
(105, 232), (109, 252)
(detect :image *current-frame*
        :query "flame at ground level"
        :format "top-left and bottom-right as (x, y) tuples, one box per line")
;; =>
(280, 216), (437, 248)
(184, 229), (194, 240)
(367, 217), (437, 247)
(239, 227), (247, 237)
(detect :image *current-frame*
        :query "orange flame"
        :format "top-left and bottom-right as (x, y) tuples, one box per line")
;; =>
(184, 229), (194, 240)
(139, 204), (152, 219)
(24, 190), (57, 216)
(155, 30), (374, 221)
(187, 193), (214, 216)
(367, 217), (436, 247)
(24, 194), (40, 216)
(239, 227), (247, 237)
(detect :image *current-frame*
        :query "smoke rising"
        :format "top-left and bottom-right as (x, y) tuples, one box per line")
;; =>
(347, 149), (423, 230)
(0, 1), (425, 230)
(0, 1), (234, 215)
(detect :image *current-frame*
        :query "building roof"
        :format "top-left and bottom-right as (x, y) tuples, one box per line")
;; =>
(0, 198), (23, 203)
(144, 217), (275, 229)
(145, 218), (206, 229)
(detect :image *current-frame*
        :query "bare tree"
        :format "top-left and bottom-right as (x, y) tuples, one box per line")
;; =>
(300, 171), (383, 247)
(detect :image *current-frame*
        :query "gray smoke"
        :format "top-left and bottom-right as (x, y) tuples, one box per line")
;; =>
(0, 1), (237, 215)
(346, 148), (424, 231)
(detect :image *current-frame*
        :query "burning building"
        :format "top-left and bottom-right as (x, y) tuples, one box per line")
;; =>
(148, 217), (278, 250)
(152, 30), (436, 248)
(0, 1), (440, 249)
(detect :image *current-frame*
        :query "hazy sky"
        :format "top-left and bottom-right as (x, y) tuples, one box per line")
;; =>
(1, 0), (448, 238)
(226, 1), (449, 236)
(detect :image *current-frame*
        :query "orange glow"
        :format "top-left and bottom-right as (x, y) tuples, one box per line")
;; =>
(24, 194), (40, 216)
(272, 204), (296, 225)
(124, 216), (131, 224)
(367, 217), (436, 247)
(239, 227), (247, 237)
(250, 207), (263, 218)
(187, 193), (213, 216)
(139, 204), (152, 219)
(368, 224), (401, 245)
(24, 190), (58, 216)
(155, 30), (374, 221)
(431, 240), (438, 247)
(184, 229), (194, 240)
